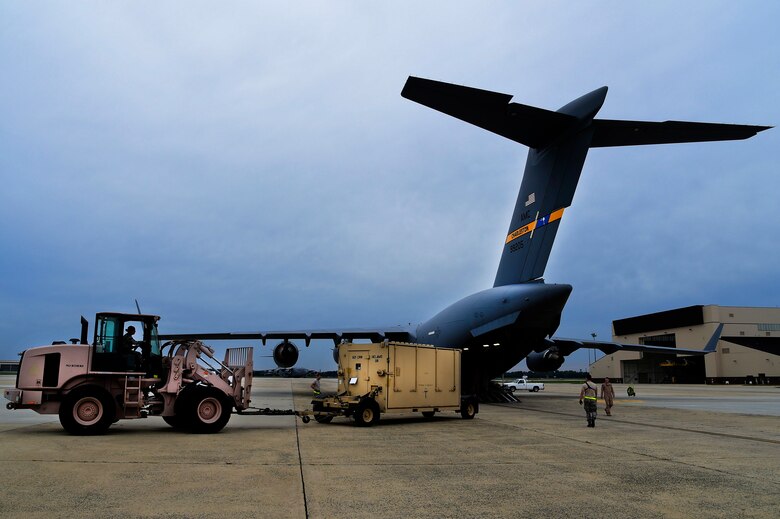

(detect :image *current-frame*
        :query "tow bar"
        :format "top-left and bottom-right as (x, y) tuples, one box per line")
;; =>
(236, 407), (312, 423)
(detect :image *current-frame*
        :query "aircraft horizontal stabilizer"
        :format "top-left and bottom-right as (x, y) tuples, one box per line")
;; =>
(402, 76), (576, 149)
(591, 119), (771, 147)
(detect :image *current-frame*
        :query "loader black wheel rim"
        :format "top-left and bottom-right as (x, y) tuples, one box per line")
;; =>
(73, 396), (104, 426)
(196, 397), (222, 424)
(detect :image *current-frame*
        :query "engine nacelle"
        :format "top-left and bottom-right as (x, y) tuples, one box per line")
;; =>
(526, 348), (565, 372)
(273, 341), (299, 368)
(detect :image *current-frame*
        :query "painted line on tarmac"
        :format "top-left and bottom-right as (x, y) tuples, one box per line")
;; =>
(480, 406), (780, 485)
(488, 402), (780, 445)
(293, 381), (310, 519)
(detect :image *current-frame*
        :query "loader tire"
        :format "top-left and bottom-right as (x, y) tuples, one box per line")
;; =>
(187, 387), (232, 434)
(162, 414), (188, 429)
(166, 385), (197, 430)
(353, 400), (380, 427)
(59, 387), (115, 435)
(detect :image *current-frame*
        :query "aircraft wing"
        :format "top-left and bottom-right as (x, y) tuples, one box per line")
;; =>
(546, 324), (723, 356)
(159, 326), (415, 346)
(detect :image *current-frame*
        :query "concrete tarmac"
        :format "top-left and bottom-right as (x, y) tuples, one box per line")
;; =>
(1, 376), (778, 518)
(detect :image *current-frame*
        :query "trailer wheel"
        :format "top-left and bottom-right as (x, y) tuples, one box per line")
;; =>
(354, 400), (380, 427)
(188, 387), (232, 434)
(422, 411), (436, 419)
(460, 400), (477, 420)
(59, 387), (114, 435)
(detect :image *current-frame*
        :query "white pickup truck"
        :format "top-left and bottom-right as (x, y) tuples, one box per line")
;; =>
(502, 378), (544, 393)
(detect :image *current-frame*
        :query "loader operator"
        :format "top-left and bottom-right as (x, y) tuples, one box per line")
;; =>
(120, 326), (142, 371)
(121, 326), (138, 352)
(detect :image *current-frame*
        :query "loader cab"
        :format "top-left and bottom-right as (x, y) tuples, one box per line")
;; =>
(91, 312), (162, 375)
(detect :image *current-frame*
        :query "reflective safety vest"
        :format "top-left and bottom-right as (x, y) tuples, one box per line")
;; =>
(583, 382), (597, 400)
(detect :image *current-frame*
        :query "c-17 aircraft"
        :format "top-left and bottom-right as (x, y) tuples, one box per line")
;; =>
(162, 76), (769, 395)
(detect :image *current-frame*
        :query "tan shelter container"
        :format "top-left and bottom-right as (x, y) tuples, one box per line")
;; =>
(313, 341), (477, 426)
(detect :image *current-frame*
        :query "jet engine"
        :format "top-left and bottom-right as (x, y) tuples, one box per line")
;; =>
(526, 348), (564, 372)
(273, 340), (299, 368)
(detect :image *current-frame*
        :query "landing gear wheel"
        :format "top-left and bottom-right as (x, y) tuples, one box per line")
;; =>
(59, 387), (114, 435)
(422, 411), (436, 419)
(187, 387), (232, 434)
(353, 400), (380, 427)
(460, 400), (477, 420)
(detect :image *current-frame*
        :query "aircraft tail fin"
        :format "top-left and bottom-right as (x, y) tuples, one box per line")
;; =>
(403, 77), (606, 285)
(491, 86), (609, 285)
(402, 76), (770, 286)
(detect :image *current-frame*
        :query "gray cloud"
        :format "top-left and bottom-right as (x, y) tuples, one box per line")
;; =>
(1, 2), (778, 371)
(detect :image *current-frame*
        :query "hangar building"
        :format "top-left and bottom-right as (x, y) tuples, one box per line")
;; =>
(590, 305), (780, 384)
(0, 360), (19, 373)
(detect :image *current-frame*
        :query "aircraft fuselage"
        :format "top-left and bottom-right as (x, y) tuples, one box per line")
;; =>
(415, 282), (572, 389)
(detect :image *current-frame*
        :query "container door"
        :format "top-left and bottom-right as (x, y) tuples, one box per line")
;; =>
(416, 347), (437, 403)
(344, 349), (371, 396)
(435, 348), (460, 407)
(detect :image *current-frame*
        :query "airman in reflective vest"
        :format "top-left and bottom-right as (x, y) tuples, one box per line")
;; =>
(579, 373), (598, 427)
(310, 373), (322, 395)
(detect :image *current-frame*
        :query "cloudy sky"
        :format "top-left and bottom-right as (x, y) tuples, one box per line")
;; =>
(1, 2), (778, 372)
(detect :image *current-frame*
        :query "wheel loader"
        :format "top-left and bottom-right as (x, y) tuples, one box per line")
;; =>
(3, 312), (253, 435)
